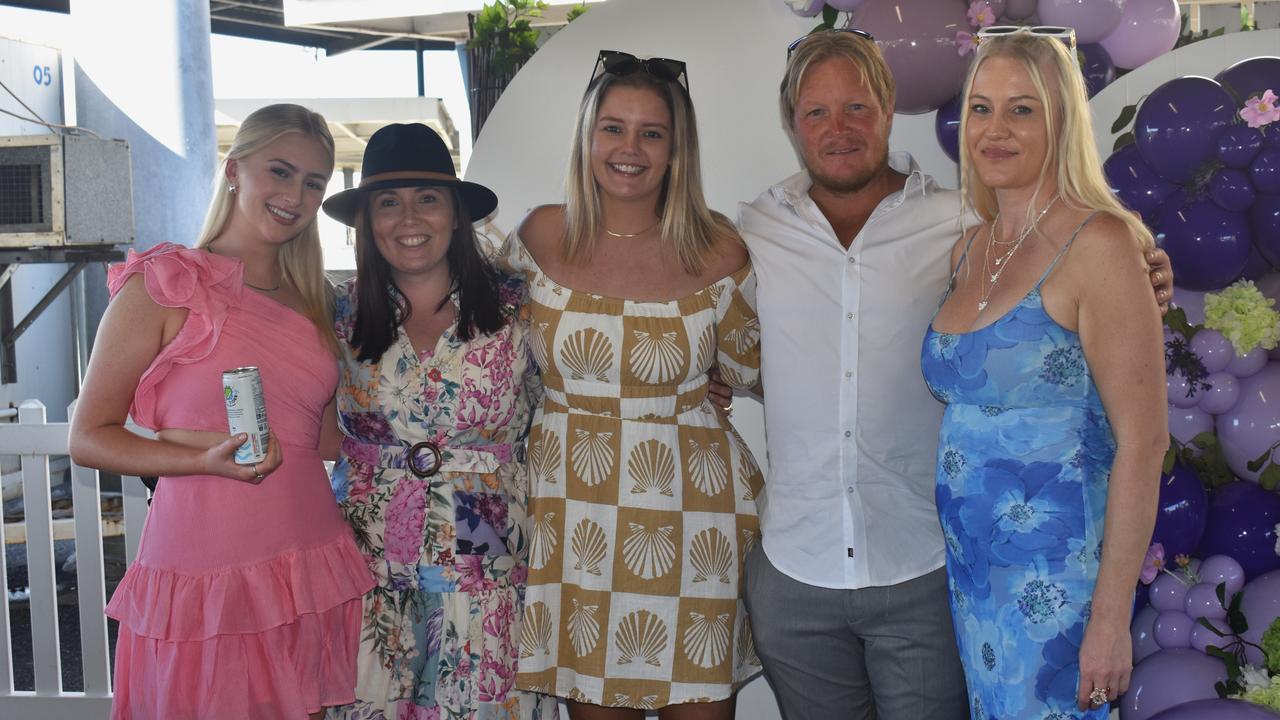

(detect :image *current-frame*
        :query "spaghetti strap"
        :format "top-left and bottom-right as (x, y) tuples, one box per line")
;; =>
(1035, 211), (1100, 288)
(945, 225), (985, 296)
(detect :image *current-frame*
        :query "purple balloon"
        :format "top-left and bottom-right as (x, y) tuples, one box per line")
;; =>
(825, 0), (866, 10)
(1251, 194), (1280, 267)
(1191, 329), (1234, 374)
(1150, 572), (1193, 612)
(1153, 609), (1194, 648)
(1038, 0), (1123, 44)
(1184, 582), (1228, 621)
(786, 0), (826, 16)
(1149, 698), (1280, 720)
(1199, 371), (1240, 415)
(1227, 347), (1269, 379)
(1239, 245), (1275, 282)
(1169, 405), (1214, 449)
(1132, 605), (1162, 662)
(1105, 143), (1179, 225)
(1189, 617), (1232, 653)
(1197, 481), (1280, 578)
(1217, 57), (1280, 105)
(1171, 287), (1206, 325)
(1155, 196), (1252, 292)
(1099, 0), (1181, 71)
(1218, 126), (1266, 169)
(1210, 168), (1258, 213)
(1251, 148), (1280, 195)
(1121, 649), (1229, 720)
(1151, 462), (1209, 560)
(1167, 370), (1199, 409)
(934, 93), (961, 165)
(1079, 43), (1116, 98)
(1002, 0), (1036, 21)
(850, 0), (968, 115)
(1240, 569), (1280, 666)
(1136, 77), (1237, 184)
(1200, 554), (1247, 597)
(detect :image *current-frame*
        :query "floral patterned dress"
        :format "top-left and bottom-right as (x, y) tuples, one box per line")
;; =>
(920, 217), (1113, 720)
(328, 274), (557, 720)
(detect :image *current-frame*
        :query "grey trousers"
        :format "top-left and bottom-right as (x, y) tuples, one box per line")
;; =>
(744, 546), (968, 720)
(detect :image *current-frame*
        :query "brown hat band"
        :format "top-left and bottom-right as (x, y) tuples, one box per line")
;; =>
(359, 170), (460, 187)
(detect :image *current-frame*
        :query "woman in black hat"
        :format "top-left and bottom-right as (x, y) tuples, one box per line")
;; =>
(323, 123), (556, 720)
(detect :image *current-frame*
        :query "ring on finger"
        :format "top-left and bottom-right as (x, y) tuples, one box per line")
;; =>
(1089, 687), (1109, 707)
(252, 463), (265, 481)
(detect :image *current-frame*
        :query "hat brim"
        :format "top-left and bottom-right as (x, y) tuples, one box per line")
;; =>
(322, 177), (498, 227)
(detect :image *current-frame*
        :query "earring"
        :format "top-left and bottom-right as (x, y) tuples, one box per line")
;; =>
(228, 184), (237, 194)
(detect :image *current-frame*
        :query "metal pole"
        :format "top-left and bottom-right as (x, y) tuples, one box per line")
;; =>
(416, 39), (425, 97)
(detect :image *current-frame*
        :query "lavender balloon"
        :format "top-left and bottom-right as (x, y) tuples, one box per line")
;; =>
(1200, 554), (1247, 597)
(1191, 329), (1234, 374)
(1105, 143), (1179, 225)
(1169, 406), (1213, 451)
(1151, 461), (1209, 559)
(1199, 371), (1240, 415)
(1079, 43), (1116, 98)
(1002, 0), (1036, 21)
(1153, 609), (1195, 649)
(1210, 168), (1258, 213)
(1227, 347), (1269, 379)
(1217, 57), (1280, 105)
(1219, 126), (1266, 169)
(1240, 569), (1280, 666)
(1135, 77), (1237, 184)
(1184, 582), (1228, 621)
(1197, 481), (1280, 579)
(785, 0), (826, 16)
(1099, 0), (1181, 71)
(1149, 698), (1280, 720)
(1120, 649), (1229, 720)
(850, 0), (968, 114)
(1217, 364), (1280, 483)
(1189, 617), (1231, 653)
(825, 0), (866, 10)
(1037, 0), (1123, 44)
(1131, 605), (1161, 662)
(1150, 572), (1193, 612)
(1171, 287), (1206, 325)
(1167, 370), (1199, 409)
(1155, 196), (1252, 291)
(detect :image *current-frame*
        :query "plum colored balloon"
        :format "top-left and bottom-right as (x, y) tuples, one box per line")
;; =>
(786, 0), (826, 16)
(1153, 609), (1194, 648)
(1151, 462), (1209, 559)
(1038, 0), (1123, 44)
(1209, 168), (1258, 213)
(1105, 142), (1179, 225)
(1191, 329), (1234, 374)
(1197, 481), (1280, 579)
(1251, 149), (1280, 195)
(1167, 370), (1199, 409)
(850, 0), (968, 114)
(1200, 554), (1247, 597)
(1171, 287), (1206, 324)
(1135, 77), (1237, 184)
(1149, 572), (1192, 611)
(1251, 194), (1280, 267)
(1132, 605), (1161, 662)
(1002, 0), (1036, 20)
(1198, 371), (1239, 415)
(1239, 245), (1274, 282)
(1149, 698), (1280, 720)
(1218, 126), (1266, 169)
(1154, 196), (1252, 291)
(934, 93), (961, 164)
(1099, 0), (1181, 71)
(1240, 569), (1280, 666)
(1217, 57), (1280, 105)
(1169, 405), (1213, 448)
(1079, 43), (1116, 98)
(1184, 582), (1228, 621)
(1189, 617), (1231, 652)
(1120, 649), (1229, 720)
(1227, 347), (1268, 378)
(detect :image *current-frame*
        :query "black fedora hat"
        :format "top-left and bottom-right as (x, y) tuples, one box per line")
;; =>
(322, 123), (498, 226)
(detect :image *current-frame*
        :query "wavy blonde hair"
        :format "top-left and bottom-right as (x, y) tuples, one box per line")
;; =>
(195, 103), (339, 353)
(958, 33), (1153, 249)
(563, 70), (735, 275)
(779, 30), (895, 147)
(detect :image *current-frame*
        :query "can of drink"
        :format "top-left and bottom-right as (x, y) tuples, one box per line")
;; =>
(222, 367), (269, 465)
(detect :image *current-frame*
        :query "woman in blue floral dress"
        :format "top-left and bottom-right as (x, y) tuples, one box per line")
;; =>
(920, 31), (1165, 719)
(322, 124), (556, 720)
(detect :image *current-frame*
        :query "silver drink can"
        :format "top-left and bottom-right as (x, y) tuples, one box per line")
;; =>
(222, 367), (269, 465)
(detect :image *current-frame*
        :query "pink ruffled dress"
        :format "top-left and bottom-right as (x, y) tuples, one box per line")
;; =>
(103, 243), (375, 720)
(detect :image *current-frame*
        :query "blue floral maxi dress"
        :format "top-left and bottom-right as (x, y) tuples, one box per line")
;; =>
(328, 274), (557, 720)
(920, 217), (1113, 720)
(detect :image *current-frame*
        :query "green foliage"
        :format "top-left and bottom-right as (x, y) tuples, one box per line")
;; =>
(1167, 430), (1237, 489)
(565, 2), (587, 23)
(1198, 583), (1263, 698)
(469, 0), (548, 76)
(1174, 10), (1228, 50)
(1262, 618), (1280, 675)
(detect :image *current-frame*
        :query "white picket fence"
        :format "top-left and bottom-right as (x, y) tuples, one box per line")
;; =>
(0, 399), (151, 719)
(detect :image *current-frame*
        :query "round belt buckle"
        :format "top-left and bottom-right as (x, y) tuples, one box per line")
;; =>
(407, 441), (442, 478)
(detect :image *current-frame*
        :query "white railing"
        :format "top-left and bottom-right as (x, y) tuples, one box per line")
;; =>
(0, 399), (150, 719)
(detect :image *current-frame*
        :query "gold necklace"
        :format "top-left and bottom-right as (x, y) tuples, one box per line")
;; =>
(603, 219), (661, 238)
(978, 194), (1059, 312)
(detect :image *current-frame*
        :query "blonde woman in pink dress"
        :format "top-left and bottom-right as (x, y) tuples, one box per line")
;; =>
(70, 104), (374, 720)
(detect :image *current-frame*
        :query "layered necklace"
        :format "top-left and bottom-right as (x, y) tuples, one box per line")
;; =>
(978, 194), (1059, 313)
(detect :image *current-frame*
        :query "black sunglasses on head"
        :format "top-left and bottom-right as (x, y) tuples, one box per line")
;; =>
(591, 50), (689, 93)
(787, 27), (876, 58)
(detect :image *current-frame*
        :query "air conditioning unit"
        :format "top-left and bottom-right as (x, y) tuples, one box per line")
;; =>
(0, 133), (133, 248)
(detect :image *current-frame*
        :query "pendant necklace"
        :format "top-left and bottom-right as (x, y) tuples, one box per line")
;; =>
(978, 194), (1059, 313)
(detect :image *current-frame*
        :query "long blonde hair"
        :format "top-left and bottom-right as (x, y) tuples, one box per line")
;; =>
(196, 103), (339, 353)
(958, 33), (1154, 249)
(563, 70), (735, 275)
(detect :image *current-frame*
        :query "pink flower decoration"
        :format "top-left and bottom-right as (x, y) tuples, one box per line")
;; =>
(1140, 542), (1165, 585)
(1241, 89), (1280, 129)
(967, 0), (996, 28)
(956, 31), (977, 57)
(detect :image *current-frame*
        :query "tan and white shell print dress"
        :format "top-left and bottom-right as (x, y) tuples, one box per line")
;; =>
(501, 235), (763, 709)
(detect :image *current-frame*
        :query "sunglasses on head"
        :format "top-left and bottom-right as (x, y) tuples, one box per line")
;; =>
(786, 27), (876, 58)
(976, 25), (1077, 50)
(592, 50), (689, 92)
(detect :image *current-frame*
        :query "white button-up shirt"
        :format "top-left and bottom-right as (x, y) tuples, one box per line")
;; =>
(737, 152), (976, 589)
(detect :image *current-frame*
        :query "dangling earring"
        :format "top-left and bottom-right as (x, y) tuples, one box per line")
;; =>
(228, 184), (237, 194)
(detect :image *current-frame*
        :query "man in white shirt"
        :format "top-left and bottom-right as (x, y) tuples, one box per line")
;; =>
(735, 30), (1170, 719)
